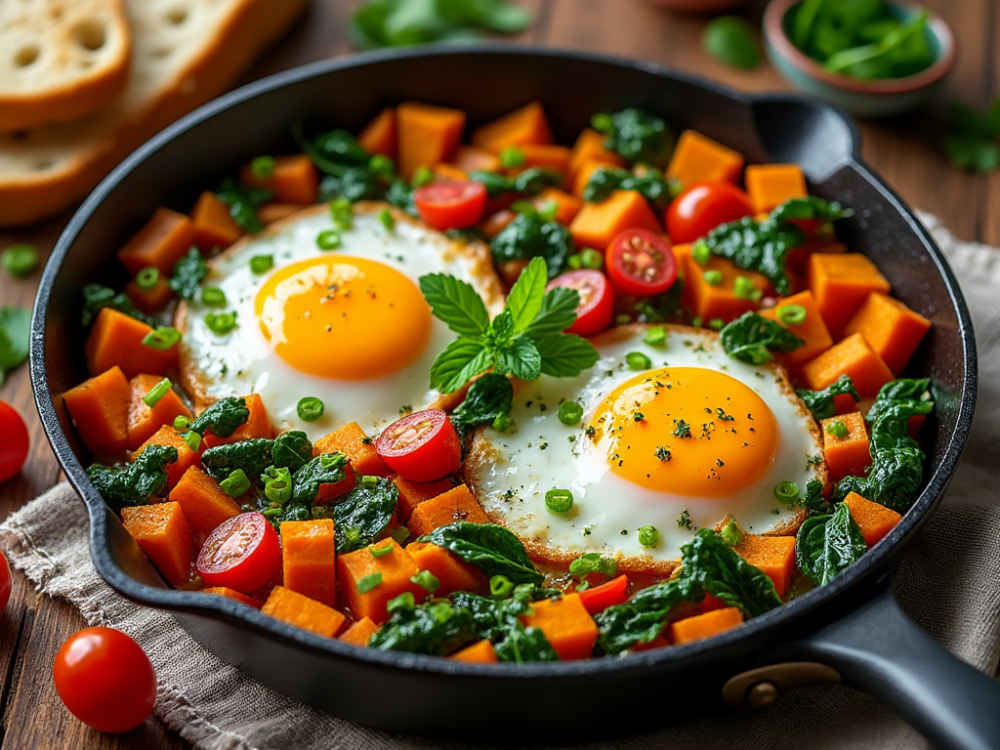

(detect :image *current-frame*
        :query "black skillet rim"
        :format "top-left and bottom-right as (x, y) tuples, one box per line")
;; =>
(30, 44), (978, 679)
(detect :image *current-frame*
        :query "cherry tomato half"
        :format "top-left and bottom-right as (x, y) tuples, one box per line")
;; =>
(196, 512), (281, 594)
(53, 627), (157, 734)
(545, 269), (615, 337)
(666, 180), (754, 244)
(578, 575), (630, 615)
(0, 550), (11, 616)
(414, 180), (487, 231)
(375, 409), (461, 483)
(0, 400), (29, 483)
(605, 229), (677, 297)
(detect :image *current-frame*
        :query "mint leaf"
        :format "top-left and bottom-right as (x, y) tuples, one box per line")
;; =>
(495, 337), (541, 382)
(429, 338), (492, 394)
(522, 286), (579, 339)
(419, 273), (490, 338)
(0, 306), (31, 386)
(506, 256), (546, 335)
(532, 333), (600, 378)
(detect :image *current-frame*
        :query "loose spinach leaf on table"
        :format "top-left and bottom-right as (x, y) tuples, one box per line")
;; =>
(271, 430), (313, 473)
(87, 445), (178, 511)
(797, 375), (860, 420)
(349, 0), (532, 50)
(423, 522), (544, 585)
(490, 212), (574, 279)
(189, 396), (250, 438)
(169, 248), (209, 301)
(449, 372), (513, 437)
(702, 16), (761, 70)
(945, 100), (1000, 173)
(583, 166), (679, 213)
(215, 179), (274, 235)
(720, 312), (805, 365)
(0, 306), (31, 386)
(590, 108), (674, 166)
(795, 502), (867, 585)
(201, 439), (273, 484)
(330, 476), (398, 553)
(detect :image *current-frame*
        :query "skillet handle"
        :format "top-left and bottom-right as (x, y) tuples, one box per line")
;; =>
(780, 583), (1000, 750)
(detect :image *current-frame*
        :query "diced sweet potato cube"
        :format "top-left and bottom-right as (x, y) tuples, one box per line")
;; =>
(126, 374), (192, 451)
(759, 290), (833, 367)
(202, 393), (272, 447)
(85, 307), (178, 379)
(357, 107), (397, 160)
(802, 333), (894, 399)
(397, 102), (466, 180)
(131, 425), (199, 489)
(407, 484), (489, 538)
(682, 254), (770, 323)
(240, 154), (319, 205)
(406, 541), (487, 596)
(258, 203), (301, 225)
(733, 535), (796, 598)
(520, 593), (598, 660)
(281, 518), (337, 607)
(121, 502), (192, 586)
(339, 616), (380, 647)
(844, 292), (931, 374)
(450, 145), (500, 173)
(261, 585), (346, 638)
(569, 190), (661, 250)
(63, 365), (131, 457)
(567, 128), (627, 182)
(808, 253), (891, 339)
(191, 191), (243, 251)
(169, 465), (241, 536)
(744, 164), (808, 214)
(124, 274), (174, 315)
(450, 639), (498, 663)
(393, 476), (454, 521)
(843, 491), (902, 547)
(117, 207), (197, 276)
(666, 130), (744, 189)
(668, 606), (743, 645)
(534, 188), (582, 225)
(472, 102), (553, 151)
(517, 144), (571, 176)
(202, 586), (262, 608)
(432, 163), (469, 182)
(821, 412), (871, 482)
(314, 422), (391, 477)
(337, 539), (424, 624)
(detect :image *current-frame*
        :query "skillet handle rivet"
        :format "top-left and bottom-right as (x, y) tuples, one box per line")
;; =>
(746, 680), (779, 709)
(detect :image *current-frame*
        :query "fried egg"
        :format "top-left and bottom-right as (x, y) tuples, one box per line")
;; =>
(178, 203), (504, 439)
(465, 325), (825, 575)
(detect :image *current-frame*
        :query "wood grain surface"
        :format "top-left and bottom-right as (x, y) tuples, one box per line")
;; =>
(0, 0), (995, 747)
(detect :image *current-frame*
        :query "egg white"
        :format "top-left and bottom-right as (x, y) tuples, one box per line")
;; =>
(177, 203), (504, 440)
(465, 325), (824, 575)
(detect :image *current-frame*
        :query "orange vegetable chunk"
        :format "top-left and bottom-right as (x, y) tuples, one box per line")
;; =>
(117, 207), (197, 276)
(357, 107), (397, 159)
(261, 585), (346, 638)
(202, 587), (262, 609)
(472, 101), (553, 151)
(571, 157), (619, 199)
(406, 541), (487, 596)
(258, 203), (301, 225)
(63, 365), (131, 457)
(393, 476), (454, 522)
(744, 164), (808, 214)
(339, 617), (379, 647)
(121, 501), (192, 586)
(314, 422), (391, 477)
(802, 333), (894, 399)
(191, 191), (243, 251)
(567, 128), (627, 182)
(202, 393), (272, 447)
(682, 254), (770, 323)
(125, 274), (174, 315)
(668, 606), (744, 645)
(520, 593), (598, 661)
(450, 145), (500, 173)
(131, 425), (199, 489)
(127, 374), (192, 451)
(733, 535), (796, 598)
(169, 465), (241, 536)
(517, 144), (571, 176)
(666, 130), (744, 189)
(337, 539), (424, 624)
(85, 307), (178, 379)
(843, 491), (902, 547)
(534, 187), (582, 225)
(432, 163), (469, 182)
(396, 102), (466, 180)
(821, 412), (871, 482)
(569, 190), (661, 250)
(808, 253), (891, 339)
(759, 290), (833, 367)
(450, 639), (498, 663)
(240, 154), (318, 205)
(407, 484), (490, 538)
(844, 292), (931, 374)
(281, 518), (337, 607)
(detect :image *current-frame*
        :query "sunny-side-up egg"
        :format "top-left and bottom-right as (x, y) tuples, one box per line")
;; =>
(177, 202), (504, 439)
(465, 325), (825, 576)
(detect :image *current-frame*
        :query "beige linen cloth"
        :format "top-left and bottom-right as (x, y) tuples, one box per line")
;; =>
(2, 213), (1000, 750)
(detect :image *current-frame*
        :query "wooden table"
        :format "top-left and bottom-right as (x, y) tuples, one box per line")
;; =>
(0, 0), (995, 746)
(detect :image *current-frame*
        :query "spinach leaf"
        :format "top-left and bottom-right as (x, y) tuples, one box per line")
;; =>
(290, 452), (351, 506)
(595, 577), (701, 655)
(591, 108), (674, 166)
(796, 375), (860, 420)
(87, 445), (178, 511)
(823, 11), (933, 81)
(468, 168), (562, 198)
(797, 478), (830, 515)
(81, 283), (150, 327)
(681, 528), (782, 618)
(720, 312), (805, 365)
(495, 623), (559, 663)
(0, 306), (31, 387)
(369, 600), (479, 655)
(384, 178), (418, 216)
(490, 213), (574, 279)
(703, 16), (761, 70)
(866, 377), (931, 424)
(201, 439), (273, 483)
(318, 168), (380, 203)
(450, 372), (513, 437)
(189, 397), (250, 438)
(768, 196), (852, 225)
(271, 431), (313, 473)
(330, 475), (397, 553)
(795, 502), (867, 585)
(699, 217), (805, 295)
(215, 179), (273, 235)
(423, 522), (544, 585)
(946, 100), (1000, 174)
(169, 248), (208, 301)
(301, 128), (371, 171)
(448, 591), (558, 663)
(582, 166), (679, 212)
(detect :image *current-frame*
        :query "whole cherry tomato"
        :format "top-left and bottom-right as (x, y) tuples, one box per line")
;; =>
(605, 229), (677, 297)
(0, 550), (11, 616)
(414, 180), (487, 230)
(666, 180), (754, 244)
(376, 409), (461, 482)
(196, 513), (281, 594)
(545, 269), (615, 337)
(53, 627), (157, 733)
(0, 400), (29, 483)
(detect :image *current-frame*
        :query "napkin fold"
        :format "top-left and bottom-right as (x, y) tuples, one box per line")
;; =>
(3, 214), (1000, 750)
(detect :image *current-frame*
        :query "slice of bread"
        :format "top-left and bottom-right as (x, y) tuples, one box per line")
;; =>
(0, 0), (132, 133)
(0, 0), (308, 227)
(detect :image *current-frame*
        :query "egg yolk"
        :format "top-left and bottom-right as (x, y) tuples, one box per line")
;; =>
(588, 367), (778, 497)
(254, 256), (432, 380)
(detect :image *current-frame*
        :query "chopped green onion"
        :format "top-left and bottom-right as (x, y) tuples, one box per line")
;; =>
(545, 488), (573, 514)
(1, 244), (39, 277)
(250, 155), (276, 180)
(250, 255), (274, 274)
(774, 481), (800, 503)
(492, 414), (513, 432)
(734, 276), (762, 301)
(776, 304), (807, 326)
(536, 200), (558, 222)
(637, 524), (659, 548)
(370, 543), (394, 558)
(262, 507), (283, 519)
(580, 248), (604, 269)
(182, 431), (201, 452)
(703, 270), (723, 286)
(411, 166), (434, 189)
(345, 527), (361, 547)
(142, 378), (172, 408)
(691, 316), (703, 328)
(590, 113), (613, 132)
(500, 145), (526, 169)
(826, 420), (849, 438)
(201, 287), (227, 307)
(379, 208), (395, 231)
(644, 326), (667, 347)
(558, 400), (584, 426)
(264, 466), (292, 504)
(708, 318), (724, 331)
(490, 575), (514, 599)
(410, 570), (440, 593)
(626, 351), (652, 371)
(368, 154), (394, 179)
(136, 267), (160, 291)
(220, 469), (250, 498)
(692, 240), (711, 266)
(720, 518), (743, 547)
(329, 197), (353, 230)
(297, 397), (324, 422)
(567, 254), (583, 270)
(387, 591), (415, 613)
(357, 572), (383, 594)
(142, 327), (182, 350)
(173, 415), (190, 430)
(205, 311), (238, 335)
(316, 229), (342, 250)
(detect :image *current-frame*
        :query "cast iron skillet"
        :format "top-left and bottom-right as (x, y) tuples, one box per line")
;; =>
(31, 46), (996, 748)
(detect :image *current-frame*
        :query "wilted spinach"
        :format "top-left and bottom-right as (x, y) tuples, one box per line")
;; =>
(81, 283), (151, 327)
(720, 312), (805, 365)
(423, 522), (544, 585)
(216, 179), (274, 235)
(87, 445), (178, 511)
(797, 375), (860, 420)
(490, 213), (574, 279)
(202, 439), (273, 483)
(591, 108), (674, 166)
(169, 248), (209, 301)
(189, 397), (250, 438)
(795, 502), (867, 585)
(468, 168), (562, 198)
(450, 372), (514, 437)
(370, 600), (479, 656)
(271, 431), (313, 473)
(330, 476), (398, 553)
(583, 166), (679, 212)
(290, 452), (351, 505)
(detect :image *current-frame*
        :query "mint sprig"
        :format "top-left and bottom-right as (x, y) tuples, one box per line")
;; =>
(419, 257), (600, 393)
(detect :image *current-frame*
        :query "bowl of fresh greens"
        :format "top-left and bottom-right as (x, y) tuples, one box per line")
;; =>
(763, 0), (955, 118)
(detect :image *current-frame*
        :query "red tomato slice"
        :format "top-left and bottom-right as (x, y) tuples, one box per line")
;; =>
(0, 400), (29, 483)
(578, 575), (630, 615)
(414, 180), (488, 231)
(545, 269), (615, 337)
(0, 550), (10, 616)
(196, 512), (281, 594)
(666, 180), (754, 244)
(376, 409), (461, 483)
(605, 229), (677, 297)
(54, 627), (157, 734)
